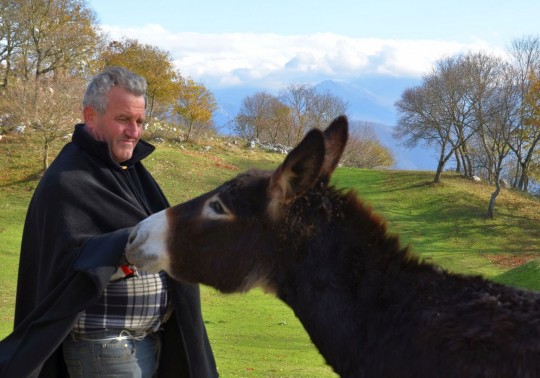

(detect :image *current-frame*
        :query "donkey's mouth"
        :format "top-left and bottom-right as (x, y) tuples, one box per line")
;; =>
(125, 209), (171, 274)
(125, 227), (157, 271)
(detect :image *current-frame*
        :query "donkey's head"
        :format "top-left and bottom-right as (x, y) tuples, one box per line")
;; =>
(125, 116), (348, 293)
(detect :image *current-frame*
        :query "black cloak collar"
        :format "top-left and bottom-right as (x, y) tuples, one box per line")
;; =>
(72, 123), (155, 169)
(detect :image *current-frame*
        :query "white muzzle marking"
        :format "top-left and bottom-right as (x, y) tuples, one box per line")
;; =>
(125, 209), (171, 274)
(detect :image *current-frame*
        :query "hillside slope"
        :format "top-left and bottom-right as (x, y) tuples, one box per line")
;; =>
(332, 169), (540, 284)
(1, 134), (539, 339)
(1, 134), (539, 376)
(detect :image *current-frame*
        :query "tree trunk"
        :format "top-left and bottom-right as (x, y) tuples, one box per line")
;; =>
(433, 140), (457, 183)
(186, 120), (194, 142)
(518, 163), (529, 192)
(42, 141), (50, 172)
(487, 182), (501, 219)
(462, 154), (471, 178)
(512, 161), (521, 189)
(459, 147), (468, 175)
(454, 150), (461, 173)
(148, 95), (155, 121)
(460, 145), (473, 178)
(433, 160), (445, 183)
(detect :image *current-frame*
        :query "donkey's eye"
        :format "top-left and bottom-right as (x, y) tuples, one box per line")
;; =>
(203, 195), (232, 220)
(209, 200), (226, 215)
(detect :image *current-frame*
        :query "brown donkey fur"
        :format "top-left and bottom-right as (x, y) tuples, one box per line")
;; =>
(127, 116), (540, 377)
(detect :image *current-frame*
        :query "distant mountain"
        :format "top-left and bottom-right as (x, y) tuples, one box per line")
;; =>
(314, 76), (421, 125)
(211, 86), (266, 134)
(210, 76), (439, 171)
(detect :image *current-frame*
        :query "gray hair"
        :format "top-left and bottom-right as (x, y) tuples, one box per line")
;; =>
(82, 66), (147, 114)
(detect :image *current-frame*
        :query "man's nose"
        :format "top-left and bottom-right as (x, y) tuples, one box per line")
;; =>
(125, 121), (140, 138)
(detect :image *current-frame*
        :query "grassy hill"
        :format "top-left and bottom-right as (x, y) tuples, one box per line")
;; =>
(332, 168), (540, 279)
(1, 133), (539, 377)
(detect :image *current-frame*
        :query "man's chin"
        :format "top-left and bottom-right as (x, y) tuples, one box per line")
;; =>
(112, 149), (135, 163)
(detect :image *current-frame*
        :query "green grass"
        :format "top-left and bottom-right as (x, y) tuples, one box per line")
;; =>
(333, 168), (540, 281)
(0, 135), (43, 338)
(201, 289), (333, 377)
(492, 261), (540, 288)
(0, 193), (24, 337)
(1, 133), (539, 376)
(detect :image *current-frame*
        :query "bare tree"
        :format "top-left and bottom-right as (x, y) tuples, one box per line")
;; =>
(263, 99), (291, 144)
(395, 55), (490, 183)
(506, 35), (540, 192)
(478, 67), (519, 218)
(395, 49), (532, 215)
(235, 85), (348, 148)
(463, 53), (508, 181)
(395, 74), (463, 182)
(234, 92), (282, 139)
(0, 0), (26, 88)
(278, 84), (348, 146)
(16, 0), (102, 80)
(342, 121), (395, 168)
(0, 75), (84, 171)
(278, 84), (316, 145)
(522, 73), (540, 189)
(309, 90), (348, 130)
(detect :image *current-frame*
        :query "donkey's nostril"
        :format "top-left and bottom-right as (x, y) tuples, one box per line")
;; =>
(127, 225), (143, 248)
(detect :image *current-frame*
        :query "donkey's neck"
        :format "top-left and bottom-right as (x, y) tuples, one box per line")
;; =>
(274, 189), (428, 376)
(278, 275), (365, 376)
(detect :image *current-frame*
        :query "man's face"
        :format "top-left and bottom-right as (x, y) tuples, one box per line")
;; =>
(84, 86), (146, 163)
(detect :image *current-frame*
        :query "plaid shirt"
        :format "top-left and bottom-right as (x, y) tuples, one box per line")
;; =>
(74, 270), (170, 334)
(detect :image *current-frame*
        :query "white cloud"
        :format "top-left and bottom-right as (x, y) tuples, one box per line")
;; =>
(102, 24), (506, 90)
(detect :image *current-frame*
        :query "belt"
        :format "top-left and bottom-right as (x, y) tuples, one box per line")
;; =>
(70, 329), (150, 343)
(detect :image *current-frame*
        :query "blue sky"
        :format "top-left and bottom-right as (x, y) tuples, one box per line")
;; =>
(88, 0), (540, 89)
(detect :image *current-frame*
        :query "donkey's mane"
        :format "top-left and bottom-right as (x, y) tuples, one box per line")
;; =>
(278, 182), (424, 284)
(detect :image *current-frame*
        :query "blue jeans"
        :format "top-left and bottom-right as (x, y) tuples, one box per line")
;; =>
(62, 330), (161, 377)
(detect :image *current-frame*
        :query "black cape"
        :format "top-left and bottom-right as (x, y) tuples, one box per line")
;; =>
(0, 124), (218, 377)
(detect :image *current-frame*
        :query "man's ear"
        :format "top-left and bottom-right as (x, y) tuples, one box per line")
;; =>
(82, 106), (101, 140)
(83, 106), (96, 126)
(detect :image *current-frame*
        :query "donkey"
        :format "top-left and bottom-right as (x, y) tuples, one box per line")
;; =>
(126, 116), (540, 377)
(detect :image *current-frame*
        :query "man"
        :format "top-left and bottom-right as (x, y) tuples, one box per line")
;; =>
(0, 67), (218, 377)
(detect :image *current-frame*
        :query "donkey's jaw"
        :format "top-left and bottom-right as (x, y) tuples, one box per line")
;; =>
(125, 209), (171, 274)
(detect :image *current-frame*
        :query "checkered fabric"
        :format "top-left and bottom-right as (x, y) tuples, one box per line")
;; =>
(74, 271), (169, 334)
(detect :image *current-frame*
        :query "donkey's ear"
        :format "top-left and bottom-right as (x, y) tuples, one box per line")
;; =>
(268, 129), (325, 210)
(320, 115), (349, 184)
